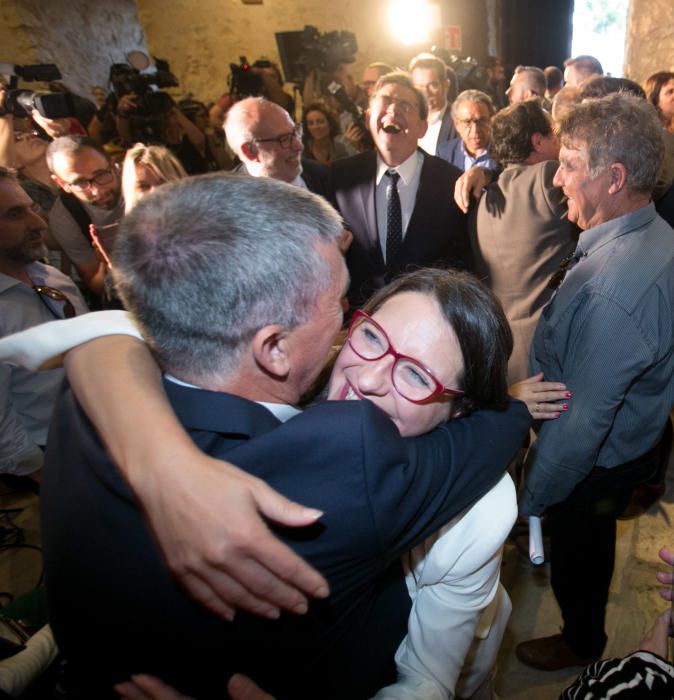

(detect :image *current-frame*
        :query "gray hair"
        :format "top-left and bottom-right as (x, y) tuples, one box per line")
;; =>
(451, 89), (495, 119)
(557, 93), (664, 193)
(372, 72), (428, 120)
(45, 135), (110, 173)
(112, 174), (343, 380)
(513, 66), (547, 97)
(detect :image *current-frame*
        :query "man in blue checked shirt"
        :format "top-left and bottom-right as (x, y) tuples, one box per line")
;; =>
(516, 93), (674, 671)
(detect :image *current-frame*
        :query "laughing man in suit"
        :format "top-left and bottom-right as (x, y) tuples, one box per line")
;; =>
(330, 72), (472, 309)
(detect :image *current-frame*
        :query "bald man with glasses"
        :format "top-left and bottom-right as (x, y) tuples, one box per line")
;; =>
(46, 136), (124, 296)
(223, 97), (329, 197)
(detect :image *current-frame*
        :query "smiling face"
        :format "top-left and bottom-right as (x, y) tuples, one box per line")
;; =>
(369, 82), (427, 166)
(249, 103), (303, 183)
(327, 291), (464, 437)
(553, 140), (612, 230)
(51, 146), (120, 210)
(305, 110), (330, 142)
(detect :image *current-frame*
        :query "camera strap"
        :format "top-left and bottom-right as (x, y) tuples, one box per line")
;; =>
(58, 192), (92, 243)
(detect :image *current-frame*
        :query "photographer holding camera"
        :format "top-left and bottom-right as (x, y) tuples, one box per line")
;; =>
(209, 59), (294, 132)
(107, 59), (209, 174)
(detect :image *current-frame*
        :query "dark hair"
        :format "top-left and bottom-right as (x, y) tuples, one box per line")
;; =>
(45, 135), (110, 173)
(544, 66), (563, 91)
(302, 102), (340, 140)
(371, 72), (428, 120)
(408, 53), (447, 81)
(644, 71), (674, 120)
(366, 62), (395, 77)
(491, 100), (552, 166)
(578, 75), (645, 101)
(363, 268), (512, 415)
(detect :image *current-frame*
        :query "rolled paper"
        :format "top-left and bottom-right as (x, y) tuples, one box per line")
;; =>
(529, 515), (545, 565)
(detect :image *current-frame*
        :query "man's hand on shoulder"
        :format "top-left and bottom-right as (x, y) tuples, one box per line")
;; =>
(454, 166), (494, 213)
(136, 447), (329, 621)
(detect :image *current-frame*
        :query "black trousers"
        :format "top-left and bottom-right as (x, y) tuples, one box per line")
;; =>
(547, 421), (671, 658)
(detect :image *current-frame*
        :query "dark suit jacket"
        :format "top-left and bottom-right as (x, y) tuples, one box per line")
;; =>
(329, 149), (471, 309)
(42, 381), (530, 699)
(435, 107), (457, 152)
(233, 159), (330, 199)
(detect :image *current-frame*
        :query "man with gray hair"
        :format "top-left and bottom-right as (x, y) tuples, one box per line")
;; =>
(515, 94), (674, 670)
(437, 89), (498, 172)
(40, 174), (527, 696)
(223, 97), (328, 196)
(506, 65), (547, 104)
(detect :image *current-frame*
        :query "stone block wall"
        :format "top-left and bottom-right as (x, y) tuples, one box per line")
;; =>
(0, 0), (148, 100)
(625, 0), (674, 83)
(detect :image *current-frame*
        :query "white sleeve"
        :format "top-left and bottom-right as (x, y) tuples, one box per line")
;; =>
(373, 474), (516, 700)
(0, 311), (143, 370)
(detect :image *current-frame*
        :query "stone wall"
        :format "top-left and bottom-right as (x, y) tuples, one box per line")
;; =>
(624, 0), (674, 83)
(136, 0), (407, 105)
(136, 0), (489, 106)
(0, 0), (148, 99)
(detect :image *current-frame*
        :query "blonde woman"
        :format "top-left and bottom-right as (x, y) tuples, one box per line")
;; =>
(121, 143), (187, 213)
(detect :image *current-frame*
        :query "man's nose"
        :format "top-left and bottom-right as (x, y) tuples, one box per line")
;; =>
(552, 165), (563, 187)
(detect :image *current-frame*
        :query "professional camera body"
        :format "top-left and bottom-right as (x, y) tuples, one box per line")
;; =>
(298, 26), (357, 76)
(275, 25), (357, 87)
(109, 57), (178, 115)
(228, 57), (276, 97)
(0, 62), (75, 119)
(108, 56), (179, 142)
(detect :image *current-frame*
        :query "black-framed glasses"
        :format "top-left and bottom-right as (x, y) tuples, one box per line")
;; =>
(33, 285), (76, 319)
(347, 310), (464, 404)
(66, 168), (115, 192)
(253, 124), (303, 149)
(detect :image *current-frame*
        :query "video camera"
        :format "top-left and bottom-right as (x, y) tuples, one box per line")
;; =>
(430, 49), (489, 93)
(228, 57), (275, 97)
(108, 55), (178, 142)
(275, 25), (357, 87)
(0, 62), (76, 119)
(109, 56), (178, 116)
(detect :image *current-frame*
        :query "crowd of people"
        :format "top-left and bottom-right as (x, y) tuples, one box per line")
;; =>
(0, 43), (673, 700)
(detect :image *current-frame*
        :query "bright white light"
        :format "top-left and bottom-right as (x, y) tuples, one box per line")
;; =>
(388, 0), (433, 46)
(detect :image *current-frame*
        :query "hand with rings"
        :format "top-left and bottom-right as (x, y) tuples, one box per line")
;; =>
(509, 372), (571, 420)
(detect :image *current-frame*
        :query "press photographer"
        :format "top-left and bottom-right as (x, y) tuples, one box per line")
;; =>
(107, 54), (208, 173)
